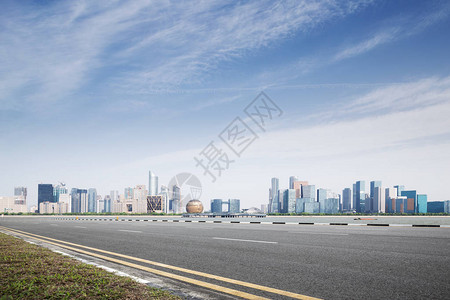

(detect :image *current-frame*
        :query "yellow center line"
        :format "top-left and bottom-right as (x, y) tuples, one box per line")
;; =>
(0, 226), (321, 300)
(0, 226), (268, 300)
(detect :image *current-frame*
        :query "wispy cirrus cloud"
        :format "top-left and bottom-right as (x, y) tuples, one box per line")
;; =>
(0, 0), (373, 111)
(281, 2), (450, 78)
(333, 2), (450, 62)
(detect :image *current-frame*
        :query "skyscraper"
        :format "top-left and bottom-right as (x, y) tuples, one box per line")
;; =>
(372, 186), (385, 213)
(289, 176), (298, 189)
(172, 185), (181, 213)
(211, 199), (223, 213)
(394, 185), (405, 196)
(301, 185), (316, 200)
(38, 184), (54, 213)
(71, 188), (87, 213)
(110, 190), (119, 201)
(342, 188), (352, 211)
(282, 189), (296, 213)
(104, 195), (111, 213)
(417, 194), (428, 213)
(14, 187), (27, 205)
(53, 184), (68, 203)
(228, 199), (240, 213)
(317, 188), (327, 203)
(124, 187), (133, 200)
(293, 181), (308, 198)
(159, 185), (169, 213)
(355, 181), (365, 213)
(352, 183), (357, 211)
(369, 181), (382, 213)
(269, 178), (279, 213)
(14, 186), (27, 205)
(133, 185), (148, 213)
(148, 171), (159, 196)
(87, 188), (97, 213)
(401, 190), (417, 214)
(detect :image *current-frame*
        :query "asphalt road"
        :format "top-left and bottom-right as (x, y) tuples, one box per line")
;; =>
(1, 217), (449, 299)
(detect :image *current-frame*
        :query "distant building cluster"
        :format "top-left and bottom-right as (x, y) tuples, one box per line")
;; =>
(1, 173), (449, 215)
(2, 171), (201, 214)
(0, 186), (28, 213)
(31, 172), (174, 214)
(267, 176), (448, 214)
(210, 199), (241, 214)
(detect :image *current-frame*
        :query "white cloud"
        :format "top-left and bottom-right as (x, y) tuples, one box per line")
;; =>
(0, 0), (373, 110)
(106, 76), (450, 206)
(333, 3), (450, 62)
(333, 29), (398, 61)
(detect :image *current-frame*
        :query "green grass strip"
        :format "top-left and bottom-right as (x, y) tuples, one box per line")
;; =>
(0, 233), (179, 300)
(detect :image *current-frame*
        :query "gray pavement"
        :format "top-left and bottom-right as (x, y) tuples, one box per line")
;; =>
(1, 216), (449, 299)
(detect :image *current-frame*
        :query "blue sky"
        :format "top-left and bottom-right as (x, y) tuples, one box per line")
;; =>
(1, 0), (450, 208)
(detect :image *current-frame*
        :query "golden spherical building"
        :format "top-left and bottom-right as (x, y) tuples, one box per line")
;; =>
(186, 200), (204, 213)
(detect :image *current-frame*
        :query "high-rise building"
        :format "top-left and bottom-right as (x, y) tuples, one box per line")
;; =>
(211, 199), (223, 213)
(124, 187), (133, 200)
(342, 188), (352, 211)
(172, 185), (181, 213)
(317, 188), (327, 203)
(87, 188), (97, 213)
(417, 194), (428, 213)
(319, 198), (339, 214)
(427, 200), (450, 213)
(385, 187), (398, 200)
(301, 185), (316, 200)
(133, 185), (148, 213)
(147, 195), (164, 213)
(110, 190), (119, 201)
(58, 194), (71, 213)
(71, 189), (87, 213)
(14, 187), (27, 205)
(228, 199), (240, 213)
(401, 190), (417, 213)
(295, 197), (315, 213)
(293, 181), (308, 198)
(148, 171), (159, 196)
(368, 181), (382, 213)
(159, 185), (170, 213)
(53, 184), (68, 203)
(261, 204), (268, 213)
(282, 189), (296, 213)
(103, 195), (111, 213)
(289, 176), (298, 189)
(304, 201), (320, 213)
(394, 185), (405, 196)
(355, 181), (365, 213)
(269, 178), (279, 213)
(38, 184), (54, 213)
(372, 186), (385, 213)
(370, 181), (382, 198)
(352, 183), (357, 211)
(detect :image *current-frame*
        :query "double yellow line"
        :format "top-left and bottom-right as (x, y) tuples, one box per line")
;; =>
(0, 226), (321, 300)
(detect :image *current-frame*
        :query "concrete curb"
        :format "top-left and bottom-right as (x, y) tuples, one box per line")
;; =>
(53, 217), (448, 228)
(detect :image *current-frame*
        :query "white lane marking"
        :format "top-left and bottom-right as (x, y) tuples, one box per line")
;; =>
(74, 226), (87, 229)
(213, 237), (278, 244)
(290, 231), (349, 236)
(118, 230), (142, 233)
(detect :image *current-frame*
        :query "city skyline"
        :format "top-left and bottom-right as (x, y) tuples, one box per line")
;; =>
(1, 171), (435, 212)
(1, 1), (450, 208)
